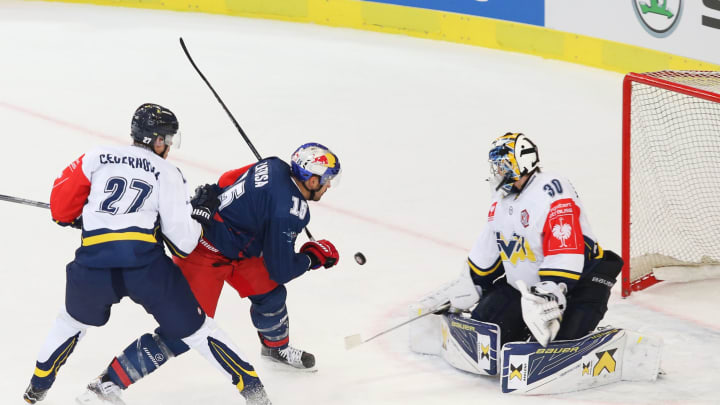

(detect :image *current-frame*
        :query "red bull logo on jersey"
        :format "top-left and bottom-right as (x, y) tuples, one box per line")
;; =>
(496, 232), (537, 265)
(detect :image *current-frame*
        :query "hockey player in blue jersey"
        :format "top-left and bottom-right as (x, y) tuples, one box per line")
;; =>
(174, 143), (341, 370)
(23, 104), (270, 405)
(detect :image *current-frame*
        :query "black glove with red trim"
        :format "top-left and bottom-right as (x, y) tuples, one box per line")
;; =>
(301, 239), (339, 269)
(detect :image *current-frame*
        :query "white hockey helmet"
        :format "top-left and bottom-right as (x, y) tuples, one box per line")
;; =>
(488, 132), (539, 194)
(290, 142), (341, 185)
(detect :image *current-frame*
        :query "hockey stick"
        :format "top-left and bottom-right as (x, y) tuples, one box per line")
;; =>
(0, 194), (49, 209)
(179, 37), (315, 241)
(344, 302), (451, 350)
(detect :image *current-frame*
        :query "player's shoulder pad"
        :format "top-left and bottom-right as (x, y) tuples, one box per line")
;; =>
(529, 171), (576, 200)
(261, 157), (294, 185)
(262, 156), (289, 170)
(251, 157), (284, 190)
(175, 167), (187, 184)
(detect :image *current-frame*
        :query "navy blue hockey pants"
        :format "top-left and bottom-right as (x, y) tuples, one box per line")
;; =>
(65, 253), (205, 340)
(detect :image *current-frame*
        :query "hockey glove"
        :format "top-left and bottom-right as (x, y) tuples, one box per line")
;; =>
(190, 184), (220, 227)
(529, 281), (568, 318)
(517, 280), (567, 347)
(55, 216), (82, 229)
(301, 239), (339, 269)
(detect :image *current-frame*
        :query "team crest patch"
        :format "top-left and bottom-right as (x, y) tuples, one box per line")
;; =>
(520, 209), (529, 227)
(552, 219), (572, 247)
(545, 198), (582, 253)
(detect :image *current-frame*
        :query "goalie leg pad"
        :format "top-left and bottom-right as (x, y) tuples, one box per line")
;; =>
(621, 330), (663, 382)
(471, 279), (529, 346)
(408, 304), (443, 355)
(440, 314), (500, 376)
(500, 327), (662, 394)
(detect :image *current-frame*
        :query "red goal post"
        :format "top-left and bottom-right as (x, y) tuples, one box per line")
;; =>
(622, 71), (720, 297)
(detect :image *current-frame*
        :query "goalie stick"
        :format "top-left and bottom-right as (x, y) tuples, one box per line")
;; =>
(0, 194), (49, 209)
(178, 37), (316, 241)
(344, 302), (450, 350)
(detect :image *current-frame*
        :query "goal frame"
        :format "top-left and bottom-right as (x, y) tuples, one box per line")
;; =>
(621, 71), (720, 297)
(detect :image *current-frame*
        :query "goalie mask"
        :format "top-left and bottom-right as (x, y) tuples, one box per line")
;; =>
(290, 143), (341, 186)
(488, 132), (539, 195)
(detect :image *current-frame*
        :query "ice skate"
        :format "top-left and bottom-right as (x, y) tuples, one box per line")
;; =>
(23, 383), (48, 404)
(242, 385), (272, 405)
(75, 374), (126, 405)
(261, 344), (316, 371)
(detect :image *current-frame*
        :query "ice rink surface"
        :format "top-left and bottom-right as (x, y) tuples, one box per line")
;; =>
(1, 1), (719, 404)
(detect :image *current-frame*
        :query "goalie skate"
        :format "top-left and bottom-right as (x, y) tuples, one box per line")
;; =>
(261, 345), (316, 371)
(75, 375), (126, 405)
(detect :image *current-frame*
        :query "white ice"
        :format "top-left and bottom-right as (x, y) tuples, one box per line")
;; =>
(1, 1), (719, 404)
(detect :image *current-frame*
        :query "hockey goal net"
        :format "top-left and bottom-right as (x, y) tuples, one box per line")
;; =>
(622, 70), (720, 297)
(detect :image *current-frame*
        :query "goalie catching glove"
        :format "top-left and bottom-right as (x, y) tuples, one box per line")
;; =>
(301, 239), (339, 269)
(517, 280), (567, 347)
(190, 184), (220, 227)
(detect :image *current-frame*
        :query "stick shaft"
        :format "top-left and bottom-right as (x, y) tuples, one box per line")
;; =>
(179, 37), (315, 241)
(361, 302), (450, 344)
(179, 38), (262, 161)
(0, 194), (49, 209)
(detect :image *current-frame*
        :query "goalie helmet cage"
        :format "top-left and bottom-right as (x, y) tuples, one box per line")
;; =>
(622, 70), (720, 297)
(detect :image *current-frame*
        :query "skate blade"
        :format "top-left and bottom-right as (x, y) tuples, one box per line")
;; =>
(344, 334), (363, 350)
(260, 356), (318, 373)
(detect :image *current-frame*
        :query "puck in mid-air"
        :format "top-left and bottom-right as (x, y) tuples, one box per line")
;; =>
(354, 252), (366, 265)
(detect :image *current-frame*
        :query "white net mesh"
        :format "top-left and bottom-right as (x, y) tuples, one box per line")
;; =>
(628, 71), (720, 283)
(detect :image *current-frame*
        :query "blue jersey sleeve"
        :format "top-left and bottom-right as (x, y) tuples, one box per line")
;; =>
(262, 211), (313, 284)
(206, 158), (313, 284)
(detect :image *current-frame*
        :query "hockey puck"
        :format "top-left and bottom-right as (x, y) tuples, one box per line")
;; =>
(354, 252), (366, 265)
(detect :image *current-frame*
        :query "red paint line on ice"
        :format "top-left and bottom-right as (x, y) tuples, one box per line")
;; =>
(2, 101), (464, 251)
(0, 101), (219, 175)
(317, 203), (467, 251)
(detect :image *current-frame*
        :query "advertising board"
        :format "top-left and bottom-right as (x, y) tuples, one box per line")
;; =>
(546, 1), (720, 65)
(365, 0), (545, 26)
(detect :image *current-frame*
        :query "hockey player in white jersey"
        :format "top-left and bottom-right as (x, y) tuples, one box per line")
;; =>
(412, 132), (623, 352)
(23, 104), (270, 404)
(468, 132), (623, 345)
(409, 133), (663, 394)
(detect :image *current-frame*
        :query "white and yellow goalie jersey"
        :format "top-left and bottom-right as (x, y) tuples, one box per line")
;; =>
(468, 171), (603, 292)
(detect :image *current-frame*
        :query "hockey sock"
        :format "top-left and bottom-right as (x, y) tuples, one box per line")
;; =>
(183, 317), (265, 396)
(30, 309), (88, 390)
(250, 289), (290, 349)
(106, 333), (177, 389)
(31, 333), (81, 390)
